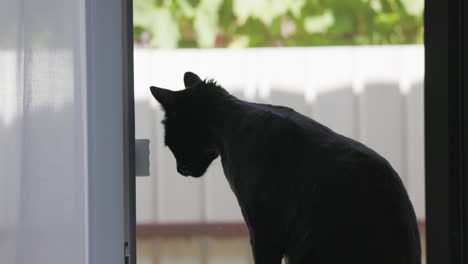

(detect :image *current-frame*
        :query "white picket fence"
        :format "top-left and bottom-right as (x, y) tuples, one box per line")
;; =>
(134, 45), (425, 225)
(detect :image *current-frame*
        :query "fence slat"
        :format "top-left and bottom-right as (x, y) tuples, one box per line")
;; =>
(314, 86), (357, 139)
(204, 159), (243, 222)
(406, 82), (425, 218)
(135, 101), (155, 223)
(269, 90), (310, 117)
(359, 83), (406, 183)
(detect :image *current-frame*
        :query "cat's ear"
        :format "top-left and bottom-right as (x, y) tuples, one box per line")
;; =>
(183, 71), (202, 89)
(150, 86), (174, 109)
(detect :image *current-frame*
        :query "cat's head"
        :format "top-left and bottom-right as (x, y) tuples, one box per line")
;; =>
(150, 72), (220, 178)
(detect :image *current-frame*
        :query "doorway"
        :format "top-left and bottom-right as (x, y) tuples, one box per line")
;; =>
(131, 1), (427, 263)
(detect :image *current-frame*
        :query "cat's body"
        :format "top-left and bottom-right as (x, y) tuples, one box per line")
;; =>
(219, 100), (421, 264)
(150, 72), (421, 264)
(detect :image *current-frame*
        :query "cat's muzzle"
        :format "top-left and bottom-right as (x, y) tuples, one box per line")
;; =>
(177, 164), (192, 176)
(177, 161), (205, 177)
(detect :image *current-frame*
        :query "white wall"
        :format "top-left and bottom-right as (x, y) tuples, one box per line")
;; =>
(134, 46), (425, 224)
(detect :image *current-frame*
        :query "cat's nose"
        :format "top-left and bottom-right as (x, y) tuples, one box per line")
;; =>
(177, 164), (191, 176)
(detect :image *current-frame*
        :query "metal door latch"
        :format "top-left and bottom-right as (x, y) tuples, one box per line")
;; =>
(135, 139), (150, 177)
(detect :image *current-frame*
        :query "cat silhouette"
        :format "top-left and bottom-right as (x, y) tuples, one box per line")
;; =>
(150, 72), (421, 264)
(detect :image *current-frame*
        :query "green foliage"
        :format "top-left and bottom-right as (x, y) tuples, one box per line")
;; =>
(133, 0), (423, 48)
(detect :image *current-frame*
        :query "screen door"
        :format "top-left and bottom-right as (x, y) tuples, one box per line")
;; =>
(0, 0), (136, 263)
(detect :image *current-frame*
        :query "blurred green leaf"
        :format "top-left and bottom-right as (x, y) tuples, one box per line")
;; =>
(133, 0), (423, 48)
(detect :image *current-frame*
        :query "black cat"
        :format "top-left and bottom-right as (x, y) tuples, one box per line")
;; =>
(150, 72), (421, 264)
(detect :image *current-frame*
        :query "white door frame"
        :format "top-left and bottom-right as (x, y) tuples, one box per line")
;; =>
(84, 0), (135, 263)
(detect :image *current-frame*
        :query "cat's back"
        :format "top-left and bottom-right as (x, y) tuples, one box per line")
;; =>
(236, 100), (420, 264)
(244, 101), (335, 139)
(243, 101), (353, 151)
(241, 100), (404, 184)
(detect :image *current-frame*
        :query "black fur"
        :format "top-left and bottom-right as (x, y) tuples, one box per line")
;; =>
(150, 72), (421, 264)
